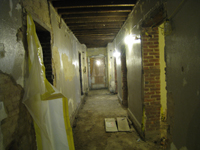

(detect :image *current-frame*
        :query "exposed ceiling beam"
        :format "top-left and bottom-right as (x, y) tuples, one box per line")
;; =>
(61, 12), (129, 18)
(62, 16), (127, 20)
(65, 19), (126, 24)
(72, 29), (119, 32)
(69, 26), (121, 30)
(58, 10), (131, 15)
(55, 4), (135, 9)
(51, 0), (136, 6)
(66, 22), (124, 26)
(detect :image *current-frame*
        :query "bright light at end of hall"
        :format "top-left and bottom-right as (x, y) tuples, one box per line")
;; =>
(113, 50), (121, 58)
(96, 60), (101, 66)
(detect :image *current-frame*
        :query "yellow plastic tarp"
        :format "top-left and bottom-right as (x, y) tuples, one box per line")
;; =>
(23, 14), (74, 150)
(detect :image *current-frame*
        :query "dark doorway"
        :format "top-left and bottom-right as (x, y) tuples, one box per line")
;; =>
(114, 57), (118, 94)
(35, 22), (53, 85)
(79, 52), (83, 95)
(121, 45), (128, 107)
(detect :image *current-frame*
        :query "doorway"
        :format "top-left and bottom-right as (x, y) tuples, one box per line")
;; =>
(121, 45), (128, 107)
(79, 52), (83, 95)
(89, 57), (106, 89)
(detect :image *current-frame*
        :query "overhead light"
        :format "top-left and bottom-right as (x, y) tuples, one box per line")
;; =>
(124, 34), (141, 50)
(96, 60), (101, 66)
(124, 34), (135, 44)
(113, 50), (120, 58)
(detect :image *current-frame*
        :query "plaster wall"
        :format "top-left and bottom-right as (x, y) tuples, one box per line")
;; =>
(50, 4), (87, 123)
(0, 0), (25, 87)
(165, 0), (200, 149)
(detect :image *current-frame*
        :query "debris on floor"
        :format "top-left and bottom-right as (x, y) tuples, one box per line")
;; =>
(117, 117), (130, 132)
(73, 89), (162, 150)
(105, 118), (118, 132)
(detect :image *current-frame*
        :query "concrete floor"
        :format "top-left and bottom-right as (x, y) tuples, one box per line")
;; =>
(73, 89), (162, 150)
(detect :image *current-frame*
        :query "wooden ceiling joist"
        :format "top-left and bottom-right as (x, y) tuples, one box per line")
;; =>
(49, 0), (137, 48)
(61, 12), (130, 18)
(55, 4), (135, 9)
(58, 10), (131, 15)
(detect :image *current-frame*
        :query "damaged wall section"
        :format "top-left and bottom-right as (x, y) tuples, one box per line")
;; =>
(50, 4), (88, 125)
(0, 71), (36, 150)
(0, 0), (37, 149)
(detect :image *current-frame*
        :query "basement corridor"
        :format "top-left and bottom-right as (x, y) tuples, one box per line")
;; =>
(73, 89), (161, 150)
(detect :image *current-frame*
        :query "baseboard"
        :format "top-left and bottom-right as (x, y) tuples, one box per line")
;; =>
(128, 108), (145, 140)
(70, 94), (85, 127)
(117, 94), (123, 103)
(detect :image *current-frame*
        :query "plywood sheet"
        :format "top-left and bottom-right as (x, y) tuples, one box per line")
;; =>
(105, 118), (118, 132)
(117, 117), (130, 132)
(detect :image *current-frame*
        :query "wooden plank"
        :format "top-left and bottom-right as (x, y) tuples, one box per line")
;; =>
(65, 17), (126, 23)
(62, 12), (130, 18)
(105, 118), (118, 132)
(51, 0), (136, 7)
(65, 19), (126, 24)
(117, 117), (130, 132)
(55, 4), (135, 9)
(58, 10), (131, 15)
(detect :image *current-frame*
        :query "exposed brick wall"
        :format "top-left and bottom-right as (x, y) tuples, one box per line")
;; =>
(141, 27), (161, 140)
(0, 71), (36, 150)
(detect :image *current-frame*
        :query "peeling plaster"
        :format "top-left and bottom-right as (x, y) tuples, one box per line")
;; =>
(52, 46), (61, 80)
(62, 54), (75, 81)
(15, 3), (21, 11)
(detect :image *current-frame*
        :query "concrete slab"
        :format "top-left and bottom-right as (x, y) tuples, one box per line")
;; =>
(117, 117), (130, 132)
(105, 118), (118, 132)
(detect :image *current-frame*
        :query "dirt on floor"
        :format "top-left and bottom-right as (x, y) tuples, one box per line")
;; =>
(73, 89), (164, 150)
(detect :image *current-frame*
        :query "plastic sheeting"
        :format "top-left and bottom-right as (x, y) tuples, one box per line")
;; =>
(23, 14), (74, 150)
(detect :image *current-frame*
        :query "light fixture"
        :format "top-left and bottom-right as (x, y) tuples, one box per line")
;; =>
(124, 34), (135, 44)
(124, 34), (141, 44)
(113, 50), (121, 58)
(96, 60), (101, 66)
